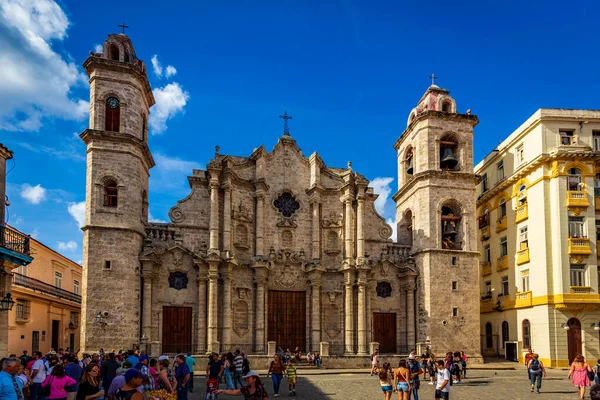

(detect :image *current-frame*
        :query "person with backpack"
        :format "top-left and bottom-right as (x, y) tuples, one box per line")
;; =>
(527, 353), (547, 394)
(451, 352), (462, 384)
(407, 354), (423, 400)
(593, 359), (600, 385)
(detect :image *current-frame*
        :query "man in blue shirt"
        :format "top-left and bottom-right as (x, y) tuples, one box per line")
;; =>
(64, 355), (82, 400)
(0, 358), (24, 400)
(126, 351), (139, 367)
(174, 355), (190, 400)
(184, 353), (195, 393)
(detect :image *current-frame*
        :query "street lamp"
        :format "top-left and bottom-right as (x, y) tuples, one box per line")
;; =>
(561, 323), (570, 331)
(95, 312), (107, 327)
(0, 293), (15, 312)
(591, 322), (600, 331)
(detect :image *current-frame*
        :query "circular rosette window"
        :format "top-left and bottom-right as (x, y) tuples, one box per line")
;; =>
(274, 192), (300, 218)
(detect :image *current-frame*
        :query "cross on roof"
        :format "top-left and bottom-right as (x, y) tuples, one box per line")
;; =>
(118, 20), (129, 35)
(429, 73), (438, 86)
(279, 111), (292, 135)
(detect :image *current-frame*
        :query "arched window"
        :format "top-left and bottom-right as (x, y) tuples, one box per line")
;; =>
(440, 134), (459, 170)
(442, 101), (451, 112)
(103, 180), (118, 207)
(441, 204), (461, 249)
(522, 319), (531, 349)
(405, 147), (414, 175)
(108, 44), (119, 61)
(105, 97), (120, 132)
(485, 322), (493, 349)
(567, 168), (583, 191)
(501, 321), (509, 349)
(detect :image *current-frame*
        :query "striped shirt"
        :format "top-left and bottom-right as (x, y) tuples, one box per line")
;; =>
(234, 356), (243, 372)
(285, 365), (297, 379)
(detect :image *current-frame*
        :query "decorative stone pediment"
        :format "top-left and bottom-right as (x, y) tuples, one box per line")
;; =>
(232, 201), (253, 222)
(322, 211), (342, 228)
(276, 215), (298, 228)
(268, 247), (307, 266)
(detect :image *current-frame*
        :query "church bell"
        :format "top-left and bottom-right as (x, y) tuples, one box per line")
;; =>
(440, 147), (458, 170)
(406, 156), (413, 174)
(443, 221), (457, 236)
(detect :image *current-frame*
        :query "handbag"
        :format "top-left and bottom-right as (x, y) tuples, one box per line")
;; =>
(40, 376), (54, 398)
(588, 369), (595, 381)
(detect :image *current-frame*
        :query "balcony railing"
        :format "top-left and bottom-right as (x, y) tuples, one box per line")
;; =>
(480, 226), (490, 241)
(566, 190), (590, 208)
(515, 203), (528, 223)
(497, 255), (509, 271)
(568, 238), (592, 255)
(570, 286), (591, 294)
(515, 291), (532, 308)
(480, 261), (492, 276)
(480, 298), (494, 313)
(516, 247), (530, 265)
(496, 216), (507, 232)
(12, 273), (81, 303)
(1, 225), (30, 256)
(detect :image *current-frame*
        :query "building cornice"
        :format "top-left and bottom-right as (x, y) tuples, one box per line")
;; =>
(393, 170), (480, 202)
(80, 129), (155, 170)
(394, 111), (479, 150)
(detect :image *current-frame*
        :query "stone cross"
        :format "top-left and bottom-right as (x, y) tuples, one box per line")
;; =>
(118, 21), (129, 35)
(429, 73), (438, 86)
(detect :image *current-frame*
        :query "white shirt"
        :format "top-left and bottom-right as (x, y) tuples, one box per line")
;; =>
(32, 359), (47, 383)
(436, 368), (450, 393)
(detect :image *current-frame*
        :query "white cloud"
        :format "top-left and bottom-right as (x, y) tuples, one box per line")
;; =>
(150, 152), (202, 195)
(20, 184), (47, 204)
(149, 83), (189, 134)
(151, 54), (162, 77)
(67, 201), (86, 227)
(94, 44), (102, 53)
(57, 240), (77, 251)
(154, 152), (203, 172)
(165, 65), (177, 78)
(148, 212), (167, 223)
(371, 177), (394, 215)
(30, 228), (40, 239)
(0, 0), (89, 131)
(386, 217), (398, 242)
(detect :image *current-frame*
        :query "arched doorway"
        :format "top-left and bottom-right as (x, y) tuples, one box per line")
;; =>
(485, 322), (493, 349)
(567, 318), (582, 364)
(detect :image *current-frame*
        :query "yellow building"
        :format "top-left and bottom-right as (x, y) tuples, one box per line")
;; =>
(476, 108), (600, 367)
(8, 227), (82, 354)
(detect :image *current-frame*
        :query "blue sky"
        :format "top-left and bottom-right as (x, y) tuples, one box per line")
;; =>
(1, 0), (599, 262)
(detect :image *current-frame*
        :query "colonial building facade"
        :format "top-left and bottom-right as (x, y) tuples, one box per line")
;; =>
(80, 33), (481, 360)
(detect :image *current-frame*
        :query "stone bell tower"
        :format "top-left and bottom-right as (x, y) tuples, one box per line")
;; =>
(393, 81), (482, 361)
(79, 33), (155, 353)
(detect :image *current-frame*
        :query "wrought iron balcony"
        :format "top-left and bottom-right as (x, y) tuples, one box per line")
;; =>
(1, 225), (30, 256)
(12, 273), (81, 303)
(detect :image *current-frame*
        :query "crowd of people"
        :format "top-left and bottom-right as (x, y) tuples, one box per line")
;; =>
(0, 348), (200, 400)
(371, 348), (467, 400)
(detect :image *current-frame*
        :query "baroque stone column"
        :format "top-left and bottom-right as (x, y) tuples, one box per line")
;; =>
(207, 262), (219, 352)
(357, 270), (368, 355)
(356, 194), (365, 261)
(221, 264), (232, 347)
(310, 196), (321, 260)
(196, 262), (208, 353)
(254, 266), (268, 352)
(142, 274), (154, 339)
(343, 193), (354, 261)
(255, 187), (266, 256)
(406, 274), (417, 348)
(209, 179), (220, 251)
(344, 269), (355, 354)
(309, 271), (322, 349)
(222, 184), (232, 253)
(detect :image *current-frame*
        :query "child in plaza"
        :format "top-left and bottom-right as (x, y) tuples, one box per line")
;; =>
(205, 378), (219, 400)
(435, 360), (450, 400)
(285, 359), (297, 396)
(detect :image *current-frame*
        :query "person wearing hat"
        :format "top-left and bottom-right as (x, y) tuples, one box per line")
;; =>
(107, 362), (137, 400)
(407, 354), (423, 400)
(114, 369), (144, 400)
(215, 371), (268, 400)
(133, 356), (154, 391)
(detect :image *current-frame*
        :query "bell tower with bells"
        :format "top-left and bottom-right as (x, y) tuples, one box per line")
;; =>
(393, 77), (482, 361)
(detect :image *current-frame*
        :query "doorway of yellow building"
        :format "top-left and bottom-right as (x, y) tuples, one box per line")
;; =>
(567, 317), (582, 364)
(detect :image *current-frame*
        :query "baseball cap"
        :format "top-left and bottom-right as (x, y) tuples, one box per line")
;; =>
(139, 355), (149, 361)
(242, 371), (260, 379)
(125, 369), (146, 382)
(187, 352), (191, 356)
(408, 354), (416, 360)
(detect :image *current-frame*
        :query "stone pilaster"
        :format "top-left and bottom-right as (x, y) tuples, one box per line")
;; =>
(344, 269), (355, 354)
(254, 186), (266, 256)
(309, 271), (322, 350)
(196, 262), (208, 354)
(209, 177), (220, 251)
(141, 274), (154, 339)
(253, 264), (268, 352)
(310, 195), (321, 260)
(207, 262), (219, 352)
(221, 263), (232, 347)
(356, 193), (365, 261)
(343, 193), (354, 262)
(357, 270), (368, 355)
(406, 274), (417, 348)
(222, 183), (232, 253)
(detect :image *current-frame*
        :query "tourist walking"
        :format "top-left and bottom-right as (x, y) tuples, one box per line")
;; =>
(42, 364), (76, 400)
(157, 359), (175, 393)
(407, 354), (423, 400)
(267, 354), (285, 398)
(378, 362), (393, 400)
(460, 351), (467, 379)
(30, 352), (47, 400)
(434, 360), (450, 400)
(76, 364), (104, 400)
(568, 354), (593, 400)
(426, 354), (436, 386)
(17, 364), (32, 398)
(206, 353), (223, 384)
(393, 359), (411, 400)
(451, 352), (462, 384)
(222, 353), (235, 390)
(370, 350), (380, 376)
(527, 353), (547, 393)
(524, 348), (534, 381)
(114, 370), (143, 400)
(285, 359), (297, 396)
(233, 350), (244, 390)
(0, 358), (24, 400)
(174, 355), (190, 400)
(64, 355), (82, 400)
(215, 371), (268, 400)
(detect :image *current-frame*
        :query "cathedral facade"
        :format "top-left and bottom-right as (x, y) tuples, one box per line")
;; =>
(80, 33), (481, 360)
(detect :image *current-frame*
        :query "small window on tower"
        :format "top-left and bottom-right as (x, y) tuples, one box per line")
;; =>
(104, 260), (112, 270)
(442, 101), (451, 112)
(103, 181), (118, 207)
(108, 44), (119, 61)
(105, 97), (120, 132)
